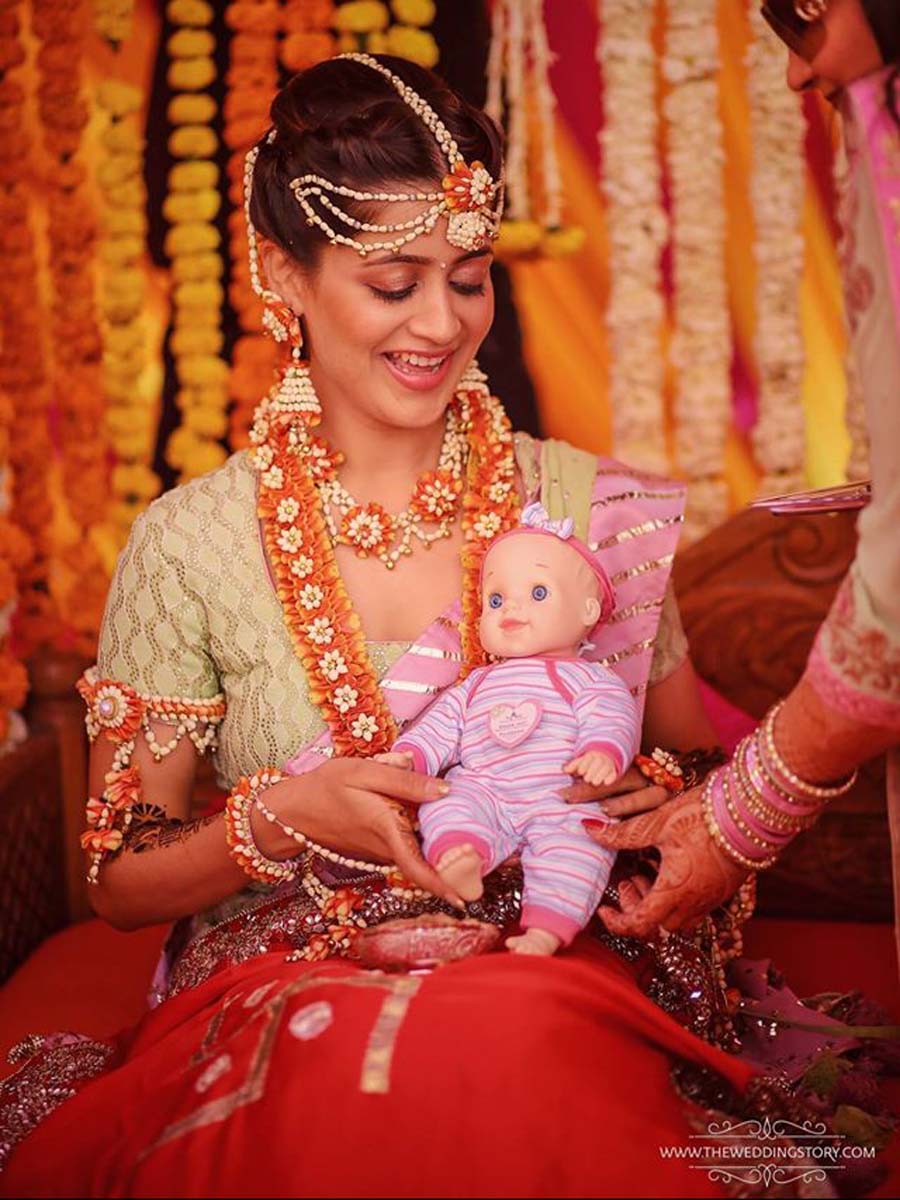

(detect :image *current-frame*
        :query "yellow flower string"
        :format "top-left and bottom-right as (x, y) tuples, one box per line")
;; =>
(332, 0), (438, 64)
(485, 0), (582, 262)
(164, 0), (229, 482)
(224, 0), (284, 451)
(32, 0), (113, 657)
(93, 10), (162, 563)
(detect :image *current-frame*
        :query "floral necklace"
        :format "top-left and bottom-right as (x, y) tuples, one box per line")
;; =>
(250, 364), (521, 757)
(315, 400), (468, 570)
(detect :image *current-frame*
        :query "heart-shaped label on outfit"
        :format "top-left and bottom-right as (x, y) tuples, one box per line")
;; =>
(488, 701), (542, 748)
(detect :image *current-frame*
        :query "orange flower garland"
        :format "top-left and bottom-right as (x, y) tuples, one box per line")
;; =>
(251, 368), (518, 756)
(0, 2), (62, 655)
(224, 0), (283, 451)
(32, 0), (114, 658)
(281, 0), (336, 73)
(0, 384), (30, 753)
(164, 0), (228, 482)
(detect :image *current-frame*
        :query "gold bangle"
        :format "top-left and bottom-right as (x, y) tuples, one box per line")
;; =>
(734, 739), (820, 834)
(761, 703), (858, 800)
(700, 773), (773, 873)
(720, 767), (782, 866)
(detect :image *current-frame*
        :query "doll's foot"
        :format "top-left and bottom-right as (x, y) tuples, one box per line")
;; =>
(505, 928), (561, 956)
(435, 844), (484, 902)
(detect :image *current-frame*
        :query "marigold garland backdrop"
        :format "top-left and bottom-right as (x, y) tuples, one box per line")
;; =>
(0, 0), (853, 746)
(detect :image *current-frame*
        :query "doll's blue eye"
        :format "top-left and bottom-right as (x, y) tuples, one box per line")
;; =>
(532, 584), (549, 601)
(488, 592), (503, 609)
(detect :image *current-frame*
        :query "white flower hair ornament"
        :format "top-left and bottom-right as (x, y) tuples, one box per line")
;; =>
(242, 51), (505, 310)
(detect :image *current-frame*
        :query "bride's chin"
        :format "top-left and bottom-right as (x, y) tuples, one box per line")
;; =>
(379, 384), (460, 428)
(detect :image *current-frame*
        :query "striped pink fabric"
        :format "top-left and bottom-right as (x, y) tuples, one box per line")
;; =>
(395, 656), (640, 943)
(394, 656), (639, 780)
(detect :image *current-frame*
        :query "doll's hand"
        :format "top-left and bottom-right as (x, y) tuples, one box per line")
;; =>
(561, 764), (670, 816)
(563, 750), (619, 787)
(372, 751), (414, 770)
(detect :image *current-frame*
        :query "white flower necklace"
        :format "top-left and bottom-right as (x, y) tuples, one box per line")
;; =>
(301, 397), (471, 571)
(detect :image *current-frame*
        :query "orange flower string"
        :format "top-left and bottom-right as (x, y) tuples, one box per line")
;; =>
(252, 372), (519, 756)
(32, 0), (113, 658)
(0, 423), (31, 749)
(0, 12), (62, 656)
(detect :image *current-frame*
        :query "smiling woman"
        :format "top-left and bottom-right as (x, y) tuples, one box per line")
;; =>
(0, 52), (770, 1200)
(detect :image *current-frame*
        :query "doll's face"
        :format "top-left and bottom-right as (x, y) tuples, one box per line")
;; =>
(479, 533), (602, 659)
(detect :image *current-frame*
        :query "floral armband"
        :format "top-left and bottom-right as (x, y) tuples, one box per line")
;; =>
(77, 668), (226, 884)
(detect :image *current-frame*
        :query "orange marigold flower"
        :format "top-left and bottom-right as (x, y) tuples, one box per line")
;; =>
(338, 504), (393, 559)
(441, 160), (494, 213)
(103, 766), (142, 811)
(302, 933), (333, 963)
(80, 827), (124, 854)
(321, 886), (365, 921)
(410, 470), (462, 522)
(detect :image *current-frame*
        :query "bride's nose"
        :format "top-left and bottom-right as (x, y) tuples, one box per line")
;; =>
(406, 280), (463, 345)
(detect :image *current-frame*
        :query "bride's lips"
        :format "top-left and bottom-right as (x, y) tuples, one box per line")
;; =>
(381, 348), (455, 392)
(500, 618), (529, 631)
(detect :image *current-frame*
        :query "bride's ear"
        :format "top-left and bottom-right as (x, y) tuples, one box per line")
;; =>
(260, 243), (306, 315)
(583, 596), (601, 628)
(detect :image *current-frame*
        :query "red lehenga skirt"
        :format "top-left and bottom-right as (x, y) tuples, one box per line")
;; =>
(0, 907), (755, 1200)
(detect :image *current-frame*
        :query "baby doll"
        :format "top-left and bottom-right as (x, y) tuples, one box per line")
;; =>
(379, 503), (641, 956)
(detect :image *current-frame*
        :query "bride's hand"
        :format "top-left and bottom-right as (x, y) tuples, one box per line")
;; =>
(561, 764), (670, 817)
(582, 785), (749, 937)
(259, 759), (465, 909)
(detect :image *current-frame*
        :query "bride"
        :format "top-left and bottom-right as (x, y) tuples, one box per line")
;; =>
(0, 51), (796, 1198)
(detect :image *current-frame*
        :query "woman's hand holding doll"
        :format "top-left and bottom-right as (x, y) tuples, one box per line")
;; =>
(583, 786), (749, 936)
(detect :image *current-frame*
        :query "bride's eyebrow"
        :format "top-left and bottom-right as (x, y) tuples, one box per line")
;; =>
(362, 248), (492, 268)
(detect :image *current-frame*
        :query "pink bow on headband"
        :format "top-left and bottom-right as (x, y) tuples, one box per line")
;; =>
(520, 502), (574, 540)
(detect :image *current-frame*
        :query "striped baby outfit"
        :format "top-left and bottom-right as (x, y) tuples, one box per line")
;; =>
(394, 655), (640, 944)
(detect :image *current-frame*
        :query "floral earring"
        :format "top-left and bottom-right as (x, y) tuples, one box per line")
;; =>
(268, 304), (322, 427)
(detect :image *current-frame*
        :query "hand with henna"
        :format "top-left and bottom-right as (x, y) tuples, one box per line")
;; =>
(582, 784), (750, 937)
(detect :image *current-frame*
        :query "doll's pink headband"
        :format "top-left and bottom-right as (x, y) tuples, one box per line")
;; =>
(483, 503), (616, 625)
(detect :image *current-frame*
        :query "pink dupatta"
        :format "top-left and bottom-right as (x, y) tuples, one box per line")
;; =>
(285, 444), (686, 776)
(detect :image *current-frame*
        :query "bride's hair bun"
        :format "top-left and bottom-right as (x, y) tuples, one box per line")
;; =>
(249, 53), (502, 268)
